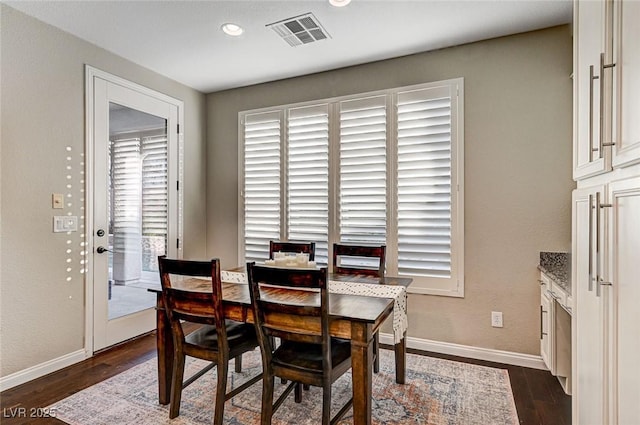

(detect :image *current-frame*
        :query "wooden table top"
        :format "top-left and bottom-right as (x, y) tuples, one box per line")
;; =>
(150, 277), (395, 324)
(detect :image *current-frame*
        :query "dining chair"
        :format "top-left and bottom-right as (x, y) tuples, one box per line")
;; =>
(332, 242), (386, 373)
(268, 240), (316, 388)
(247, 262), (353, 425)
(158, 256), (262, 424)
(332, 242), (386, 279)
(269, 240), (316, 260)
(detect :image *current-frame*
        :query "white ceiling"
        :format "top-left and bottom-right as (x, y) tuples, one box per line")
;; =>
(4, 0), (573, 93)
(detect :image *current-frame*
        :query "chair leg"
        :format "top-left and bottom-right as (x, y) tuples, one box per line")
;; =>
(322, 383), (331, 425)
(234, 354), (242, 373)
(213, 359), (228, 425)
(373, 332), (380, 374)
(261, 375), (275, 425)
(169, 353), (185, 419)
(294, 382), (302, 403)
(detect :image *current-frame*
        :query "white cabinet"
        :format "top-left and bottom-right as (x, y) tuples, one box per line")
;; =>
(611, 1), (640, 168)
(572, 185), (608, 425)
(540, 271), (572, 394)
(540, 274), (554, 373)
(606, 177), (640, 425)
(572, 179), (640, 425)
(573, 1), (640, 423)
(574, 0), (640, 179)
(573, 0), (611, 179)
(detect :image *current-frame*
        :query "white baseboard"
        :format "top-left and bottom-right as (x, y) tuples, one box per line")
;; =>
(0, 349), (88, 392)
(0, 336), (546, 392)
(379, 333), (547, 370)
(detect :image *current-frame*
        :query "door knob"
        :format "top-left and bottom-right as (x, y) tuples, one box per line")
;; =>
(96, 246), (111, 254)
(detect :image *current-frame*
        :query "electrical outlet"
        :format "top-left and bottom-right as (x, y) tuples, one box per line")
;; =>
(491, 311), (503, 328)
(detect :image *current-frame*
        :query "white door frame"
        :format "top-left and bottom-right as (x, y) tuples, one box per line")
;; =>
(84, 65), (184, 355)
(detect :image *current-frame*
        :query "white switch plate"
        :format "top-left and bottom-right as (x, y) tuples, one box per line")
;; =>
(53, 216), (78, 232)
(52, 193), (64, 209)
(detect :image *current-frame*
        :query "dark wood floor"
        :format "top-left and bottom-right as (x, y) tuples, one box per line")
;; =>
(0, 331), (571, 425)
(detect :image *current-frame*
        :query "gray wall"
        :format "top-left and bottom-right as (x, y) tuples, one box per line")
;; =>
(0, 5), (207, 376)
(207, 25), (574, 355)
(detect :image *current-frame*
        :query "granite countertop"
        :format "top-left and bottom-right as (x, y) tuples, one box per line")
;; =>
(538, 252), (571, 295)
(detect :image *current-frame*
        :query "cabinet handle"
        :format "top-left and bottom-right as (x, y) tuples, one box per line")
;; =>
(540, 305), (546, 339)
(599, 52), (617, 149)
(589, 65), (599, 160)
(588, 194), (594, 292)
(594, 192), (614, 296)
(598, 200), (614, 289)
(595, 191), (602, 297)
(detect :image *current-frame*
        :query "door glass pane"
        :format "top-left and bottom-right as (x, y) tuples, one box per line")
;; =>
(108, 102), (167, 320)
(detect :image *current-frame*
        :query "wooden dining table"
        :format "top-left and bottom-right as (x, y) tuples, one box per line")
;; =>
(149, 272), (411, 425)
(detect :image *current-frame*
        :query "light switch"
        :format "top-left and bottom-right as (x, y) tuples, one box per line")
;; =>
(52, 193), (64, 209)
(53, 216), (78, 232)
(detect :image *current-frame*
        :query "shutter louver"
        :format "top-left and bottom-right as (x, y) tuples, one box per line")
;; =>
(287, 105), (330, 264)
(110, 137), (143, 265)
(244, 112), (281, 262)
(110, 130), (168, 274)
(397, 87), (452, 277)
(339, 96), (387, 247)
(141, 135), (168, 235)
(141, 134), (168, 269)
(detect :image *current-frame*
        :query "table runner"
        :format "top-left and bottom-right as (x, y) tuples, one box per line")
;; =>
(329, 280), (407, 344)
(220, 270), (408, 344)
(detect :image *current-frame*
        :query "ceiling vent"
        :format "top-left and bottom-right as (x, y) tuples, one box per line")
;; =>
(266, 13), (331, 47)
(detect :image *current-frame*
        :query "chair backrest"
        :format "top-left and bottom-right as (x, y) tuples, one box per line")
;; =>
(158, 256), (227, 349)
(269, 240), (316, 261)
(332, 243), (386, 279)
(247, 262), (331, 367)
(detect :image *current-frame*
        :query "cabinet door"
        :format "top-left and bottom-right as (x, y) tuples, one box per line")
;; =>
(574, 0), (611, 179)
(612, 0), (640, 168)
(607, 177), (640, 424)
(541, 290), (554, 373)
(572, 185), (608, 425)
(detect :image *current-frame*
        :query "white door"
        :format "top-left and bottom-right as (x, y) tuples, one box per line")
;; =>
(540, 288), (553, 372)
(574, 0), (610, 179)
(572, 185), (608, 425)
(612, 0), (640, 168)
(87, 67), (181, 351)
(607, 177), (640, 425)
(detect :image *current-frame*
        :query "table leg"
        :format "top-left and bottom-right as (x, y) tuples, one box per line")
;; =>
(155, 294), (173, 405)
(394, 331), (407, 384)
(351, 322), (373, 425)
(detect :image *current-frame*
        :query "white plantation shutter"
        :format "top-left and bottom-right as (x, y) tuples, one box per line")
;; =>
(240, 78), (463, 296)
(397, 86), (453, 278)
(243, 111), (282, 262)
(110, 131), (168, 273)
(339, 96), (387, 246)
(287, 105), (330, 264)
(141, 134), (168, 271)
(110, 137), (142, 253)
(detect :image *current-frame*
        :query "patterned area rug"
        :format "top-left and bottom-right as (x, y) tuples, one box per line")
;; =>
(50, 349), (519, 425)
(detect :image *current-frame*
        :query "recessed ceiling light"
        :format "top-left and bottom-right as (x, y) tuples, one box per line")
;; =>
(221, 23), (243, 36)
(329, 0), (351, 7)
